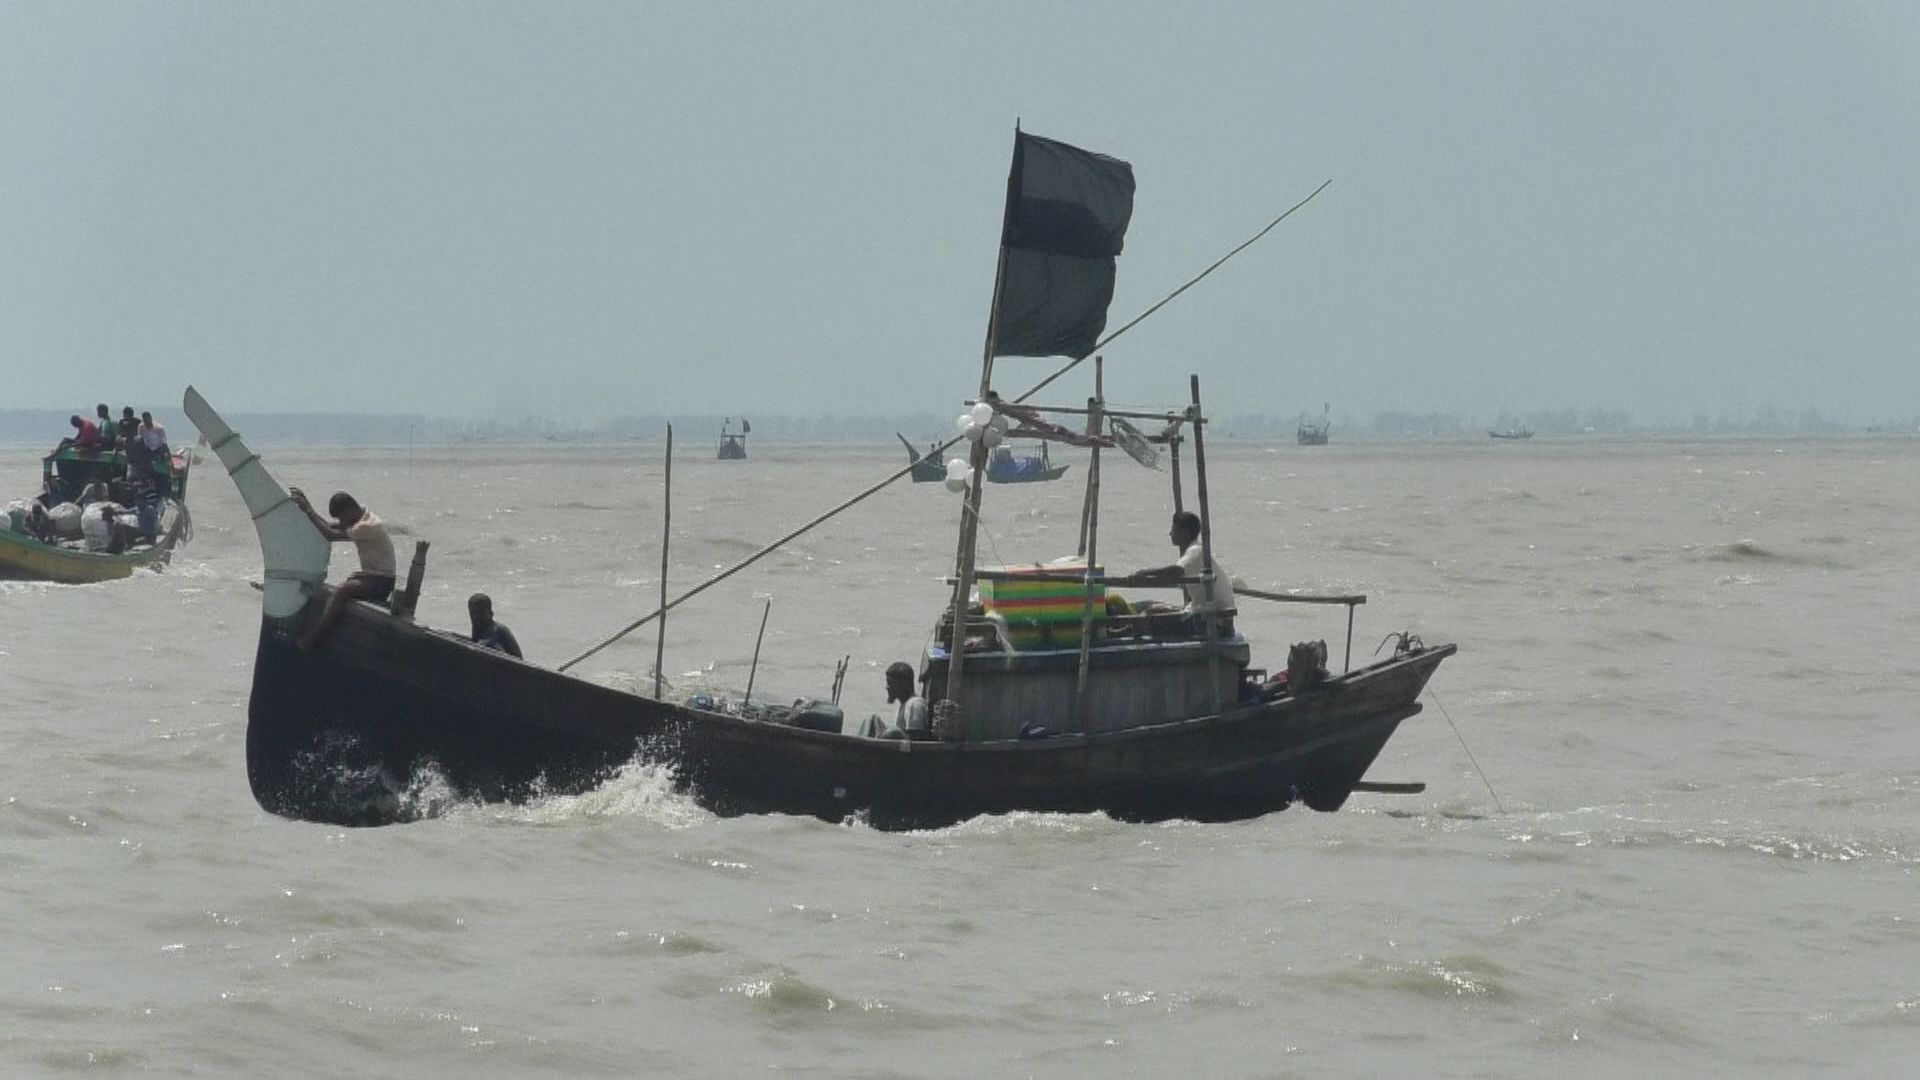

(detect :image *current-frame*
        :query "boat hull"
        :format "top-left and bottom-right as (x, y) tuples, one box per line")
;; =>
(244, 597), (1454, 829)
(0, 506), (188, 584)
(987, 464), (1070, 484)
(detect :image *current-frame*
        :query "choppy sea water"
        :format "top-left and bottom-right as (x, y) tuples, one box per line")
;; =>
(3, 433), (1917, 1077)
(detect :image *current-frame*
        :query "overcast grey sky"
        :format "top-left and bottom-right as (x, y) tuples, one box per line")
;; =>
(4, 2), (1916, 424)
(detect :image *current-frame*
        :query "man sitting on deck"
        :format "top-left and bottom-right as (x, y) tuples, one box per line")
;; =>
(289, 487), (397, 651)
(55, 415), (104, 455)
(95, 404), (118, 449)
(1128, 511), (1237, 637)
(856, 662), (929, 739)
(468, 593), (523, 659)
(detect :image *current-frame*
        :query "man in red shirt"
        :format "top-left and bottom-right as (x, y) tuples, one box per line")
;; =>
(55, 414), (104, 454)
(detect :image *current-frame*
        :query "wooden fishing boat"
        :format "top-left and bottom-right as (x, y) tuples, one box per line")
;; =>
(189, 382), (1449, 828)
(0, 447), (192, 584)
(717, 418), (748, 459)
(897, 433), (947, 483)
(189, 129), (1453, 830)
(1297, 403), (1330, 445)
(985, 441), (1069, 483)
(1488, 425), (1533, 440)
(902, 435), (1069, 484)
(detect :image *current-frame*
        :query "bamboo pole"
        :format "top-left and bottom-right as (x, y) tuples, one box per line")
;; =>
(1015, 180), (1331, 405)
(744, 597), (771, 705)
(654, 425), (672, 700)
(1073, 364), (1106, 729)
(1188, 376), (1222, 713)
(1076, 357), (1103, 557)
(942, 151), (1017, 713)
(1168, 435), (1184, 513)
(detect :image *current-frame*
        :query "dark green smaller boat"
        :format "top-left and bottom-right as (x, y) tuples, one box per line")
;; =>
(0, 446), (192, 584)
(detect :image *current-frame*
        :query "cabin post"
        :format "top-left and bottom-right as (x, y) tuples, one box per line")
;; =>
(1076, 357), (1103, 557)
(1168, 434), (1184, 513)
(1073, 369), (1106, 730)
(655, 425), (672, 700)
(1188, 376), (1224, 713)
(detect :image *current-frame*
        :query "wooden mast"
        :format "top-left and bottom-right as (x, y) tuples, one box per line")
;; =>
(1187, 375), (1223, 713)
(1072, 358), (1106, 729)
(1076, 356), (1102, 556)
(654, 424), (672, 700)
(942, 125), (1022, 713)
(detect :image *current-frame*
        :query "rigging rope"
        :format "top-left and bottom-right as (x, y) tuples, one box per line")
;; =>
(1427, 687), (1504, 814)
(556, 180), (1333, 672)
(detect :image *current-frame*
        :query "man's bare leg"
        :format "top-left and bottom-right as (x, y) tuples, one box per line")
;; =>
(297, 578), (373, 651)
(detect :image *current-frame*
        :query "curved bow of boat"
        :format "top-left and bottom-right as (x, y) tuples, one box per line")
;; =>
(182, 386), (331, 617)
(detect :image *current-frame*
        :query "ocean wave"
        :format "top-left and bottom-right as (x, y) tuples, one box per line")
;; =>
(1321, 954), (1515, 1004)
(719, 969), (839, 1012)
(1704, 539), (1776, 561)
(1518, 810), (1919, 866)
(918, 808), (1127, 838)
(484, 761), (710, 830)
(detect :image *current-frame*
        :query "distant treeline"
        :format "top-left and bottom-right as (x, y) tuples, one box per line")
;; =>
(1232, 407), (1916, 438)
(4, 407), (1912, 446)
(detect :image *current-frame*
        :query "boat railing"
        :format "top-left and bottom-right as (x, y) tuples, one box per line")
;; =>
(951, 571), (1367, 673)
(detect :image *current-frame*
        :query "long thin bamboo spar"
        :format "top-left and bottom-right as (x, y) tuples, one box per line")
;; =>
(556, 183), (1331, 673)
(654, 425), (672, 700)
(558, 457), (926, 672)
(1018, 179), (1332, 405)
(1237, 588), (1367, 606)
(744, 597), (772, 705)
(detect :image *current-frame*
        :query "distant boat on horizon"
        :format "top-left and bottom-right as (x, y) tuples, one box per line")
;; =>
(1488, 425), (1533, 440)
(1297, 403), (1330, 446)
(897, 433), (946, 483)
(718, 418), (749, 460)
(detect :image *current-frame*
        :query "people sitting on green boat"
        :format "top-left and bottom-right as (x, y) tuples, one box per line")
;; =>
(80, 501), (139, 554)
(133, 476), (164, 542)
(94, 404), (116, 449)
(290, 487), (397, 651)
(55, 414), (104, 455)
(139, 412), (169, 459)
(115, 407), (140, 452)
(22, 501), (55, 543)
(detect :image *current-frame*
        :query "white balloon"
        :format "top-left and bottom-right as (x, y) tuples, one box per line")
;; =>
(946, 457), (969, 481)
(969, 402), (994, 427)
(956, 414), (974, 436)
(945, 476), (967, 493)
(990, 412), (1010, 433)
(983, 426), (1004, 448)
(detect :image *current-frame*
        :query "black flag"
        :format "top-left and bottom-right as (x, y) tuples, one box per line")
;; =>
(990, 132), (1136, 360)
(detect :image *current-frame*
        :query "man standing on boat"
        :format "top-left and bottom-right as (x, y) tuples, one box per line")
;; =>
(288, 488), (396, 651)
(1131, 511), (1237, 635)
